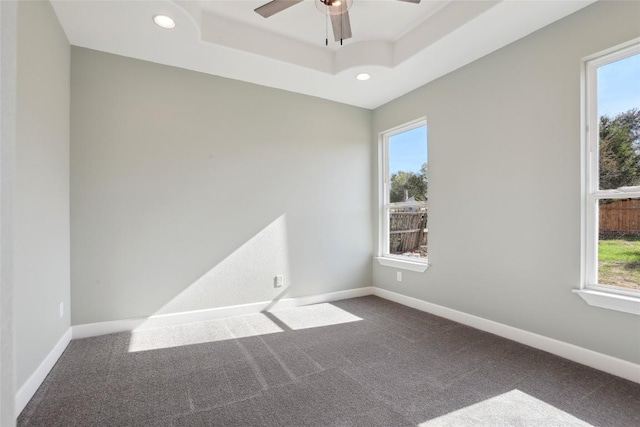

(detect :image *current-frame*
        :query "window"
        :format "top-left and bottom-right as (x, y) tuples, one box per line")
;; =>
(377, 119), (428, 272)
(576, 40), (640, 314)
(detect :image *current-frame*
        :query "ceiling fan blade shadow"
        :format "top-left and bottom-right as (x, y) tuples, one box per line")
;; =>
(254, 0), (304, 18)
(331, 9), (352, 42)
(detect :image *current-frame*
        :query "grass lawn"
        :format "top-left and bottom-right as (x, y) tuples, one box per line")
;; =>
(598, 238), (640, 290)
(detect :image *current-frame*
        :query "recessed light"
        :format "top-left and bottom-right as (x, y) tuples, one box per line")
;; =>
(153, 15), (175, 29)
(356, 73), (371, 81)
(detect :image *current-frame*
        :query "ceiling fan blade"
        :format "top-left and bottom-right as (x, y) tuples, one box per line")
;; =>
(254, 0), (303, 18)
(397, 0), (421, 3)
(331, 10), (352, 42)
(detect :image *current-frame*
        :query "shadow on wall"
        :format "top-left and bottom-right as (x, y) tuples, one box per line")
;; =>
(148, 214), (293, 316)
(73, 189), (370, 327)
(73, 212), (312, 326)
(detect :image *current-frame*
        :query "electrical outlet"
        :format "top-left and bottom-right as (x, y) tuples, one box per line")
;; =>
(274, 275), (284, 288)
(396, 272), (402, 282)
(59, 302), (64, 318)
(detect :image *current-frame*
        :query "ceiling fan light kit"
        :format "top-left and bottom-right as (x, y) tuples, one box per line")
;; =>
(254, 0), (421, 46)
(315, 0), (353, 16)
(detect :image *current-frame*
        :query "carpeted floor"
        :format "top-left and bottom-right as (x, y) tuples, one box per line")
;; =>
(17, 296), (640, 426)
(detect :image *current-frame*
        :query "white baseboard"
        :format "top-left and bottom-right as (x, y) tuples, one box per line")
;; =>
(15, 327), (72, 417)
(373, 287), (640, 384)
(73, 286), (375, 339)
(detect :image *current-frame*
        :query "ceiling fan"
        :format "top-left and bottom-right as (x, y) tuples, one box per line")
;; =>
(254, 0), (421, 44)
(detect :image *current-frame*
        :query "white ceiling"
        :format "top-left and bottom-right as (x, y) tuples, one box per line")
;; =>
(51, 0), (596, 109)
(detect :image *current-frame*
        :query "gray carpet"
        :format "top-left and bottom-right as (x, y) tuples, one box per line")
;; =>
(17, 296), (640, 426)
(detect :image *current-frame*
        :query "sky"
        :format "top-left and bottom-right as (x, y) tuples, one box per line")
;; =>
(598, 53), (640, 117)
(388, 125), (427, 175)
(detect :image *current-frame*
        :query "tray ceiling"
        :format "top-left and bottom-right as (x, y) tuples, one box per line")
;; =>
(51, 0), (596, 109)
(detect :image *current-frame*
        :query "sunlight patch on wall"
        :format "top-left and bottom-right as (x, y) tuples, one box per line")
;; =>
(123, 212), (363, 352)
(146, 215), (292, 317)
(270, 303), (362, 330)
(419, 389), (592, 426)
(128, 312), (283, 352)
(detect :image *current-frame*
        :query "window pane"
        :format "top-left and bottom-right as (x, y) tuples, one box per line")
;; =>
(598, 198), (640, 290)
(388, 126), (427, 202)
(388, 206), (427, 257)
(597, 54), (640, 190)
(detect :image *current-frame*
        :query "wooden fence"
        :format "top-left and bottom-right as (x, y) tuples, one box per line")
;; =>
(600, 199), (640, 237)
(389, 211), (428, 254)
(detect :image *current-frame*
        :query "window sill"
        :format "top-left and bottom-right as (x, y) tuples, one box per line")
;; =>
(573, 289), (640, 315)
(375, 256), (429, 272)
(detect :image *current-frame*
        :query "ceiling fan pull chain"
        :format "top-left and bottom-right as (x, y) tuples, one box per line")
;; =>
(340, 8), (343, 46)
(325, 13), (328, 46)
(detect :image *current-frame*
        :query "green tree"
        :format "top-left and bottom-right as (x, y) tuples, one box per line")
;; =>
(599, 109), (640, 189)
(389, 163), (428, 203)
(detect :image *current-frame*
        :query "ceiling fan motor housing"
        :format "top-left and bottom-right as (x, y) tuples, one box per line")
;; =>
(316, 0), (353, 16)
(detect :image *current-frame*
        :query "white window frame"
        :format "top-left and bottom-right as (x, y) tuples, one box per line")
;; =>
(574, 39), (640, 315)
(375, 118), (429, 272)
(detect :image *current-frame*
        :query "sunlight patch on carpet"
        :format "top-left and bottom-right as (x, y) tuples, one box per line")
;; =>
(271, 303), (362, 330)
(128, 313), (283, 352)
(127, 303), (361, 352)
(419, 389), (593, 427)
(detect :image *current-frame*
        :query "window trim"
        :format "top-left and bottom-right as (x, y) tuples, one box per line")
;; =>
(376, 118), (429, 272)
(576, 39), (640, 315)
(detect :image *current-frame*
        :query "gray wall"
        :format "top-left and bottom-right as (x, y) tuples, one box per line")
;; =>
(372, 0), (640, 364)
(70, 48), (372, 325)
(15, 0), (71, 389)
(1, 0), (17, 423)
